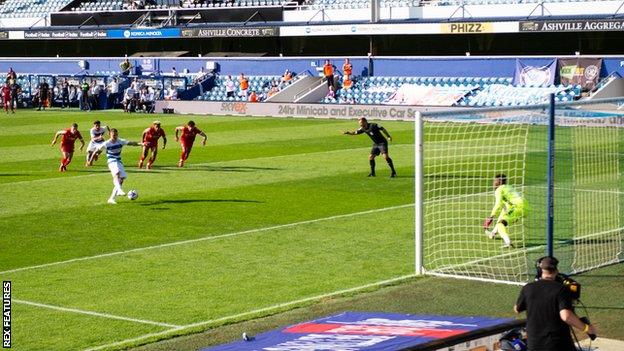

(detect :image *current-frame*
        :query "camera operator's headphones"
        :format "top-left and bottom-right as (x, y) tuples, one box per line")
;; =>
(535, 256), (559, 280)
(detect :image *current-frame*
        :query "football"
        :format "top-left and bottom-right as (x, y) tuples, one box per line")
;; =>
(127, 189), (138, 200)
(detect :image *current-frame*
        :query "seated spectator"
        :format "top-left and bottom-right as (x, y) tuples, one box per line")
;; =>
(267, 85), (279, 98)
(164, 86), (178, 100)
(342, 75), (353, 90)
(326, 85), (336, 101)
(249, 91), (258, 102)
(339, 94), (355, 104)
(171, 67), (179, 77)
(282, 70), (293, 82)
(139, 87), (155, 113)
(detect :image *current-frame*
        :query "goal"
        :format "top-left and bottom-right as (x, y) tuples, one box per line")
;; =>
(414, 98), (624, 285)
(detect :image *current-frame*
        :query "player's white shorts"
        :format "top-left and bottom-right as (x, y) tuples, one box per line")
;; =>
(107, 160), (127, 179)
(88, 140), (105, 153)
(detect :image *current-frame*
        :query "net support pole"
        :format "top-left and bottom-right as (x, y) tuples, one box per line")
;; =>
(546, 93), (555, 257)
(415, 111), (424, 275)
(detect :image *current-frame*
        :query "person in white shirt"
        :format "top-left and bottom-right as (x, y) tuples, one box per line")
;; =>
(165, 86), (178, 100)
(123, 85), (136, 112)
(224, 75), (236, 98)
(90, 82), (101, 110)
(90, 128), (143, 204)
(194, 67), (207, 84)
(107, 78), (119, 108)
(86, 120), (109, 166)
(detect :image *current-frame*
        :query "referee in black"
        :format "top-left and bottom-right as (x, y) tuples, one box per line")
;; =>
(343, 117), (397, 177)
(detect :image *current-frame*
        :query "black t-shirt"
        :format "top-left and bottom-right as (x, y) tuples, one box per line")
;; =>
(516, 279), (575, 351)
(356, 123), (387, 144)
(39, 82), (49, 94)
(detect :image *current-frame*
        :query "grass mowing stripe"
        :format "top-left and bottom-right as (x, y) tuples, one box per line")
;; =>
(14, 299), (182, 328)
(0, 145), (414, 217)
(0, 203), (413, 275)
(0, 145), (395, 186)
(82, 274), (417, 351)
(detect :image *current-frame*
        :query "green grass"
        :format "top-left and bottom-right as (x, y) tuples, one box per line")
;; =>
(1, 109), (622, 350)
(134, 263), (624, 351)
(1, 109), (416, 350)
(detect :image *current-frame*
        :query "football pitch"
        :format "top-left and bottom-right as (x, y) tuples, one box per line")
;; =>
(1, 109), (622, 350)
(0, 110), (417, 350)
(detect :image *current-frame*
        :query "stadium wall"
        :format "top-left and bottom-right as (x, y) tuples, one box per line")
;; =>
(1, 56), (623, 78)
(155, 99), (452, 119)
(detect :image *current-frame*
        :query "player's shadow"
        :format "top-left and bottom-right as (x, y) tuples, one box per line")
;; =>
(140, 199), (263, 207)
(165, 166), (281, 172)
(70, 169), (108, 173)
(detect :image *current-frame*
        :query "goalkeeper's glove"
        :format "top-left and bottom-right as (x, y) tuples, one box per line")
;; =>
(483, 217), (494, 229)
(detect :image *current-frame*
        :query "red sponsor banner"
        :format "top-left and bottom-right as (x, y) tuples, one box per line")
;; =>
(285, 322), (468, 338)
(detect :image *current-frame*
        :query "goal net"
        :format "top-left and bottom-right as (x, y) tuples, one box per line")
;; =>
(416, 99), (624, 285)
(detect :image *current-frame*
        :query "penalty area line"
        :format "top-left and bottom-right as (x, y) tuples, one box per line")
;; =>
(14, 299), (182, 328)
(82, 274), (417, 351)
(0, 203), (414, 275)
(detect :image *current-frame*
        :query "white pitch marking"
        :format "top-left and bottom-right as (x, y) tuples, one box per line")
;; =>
(0, 203), (414, 275)
(81, 274), (417, 351)
(14, 299), (182, 328)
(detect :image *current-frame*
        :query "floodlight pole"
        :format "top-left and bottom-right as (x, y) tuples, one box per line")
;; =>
(415, 112), (424, 275)
(546, 93), (555, 257)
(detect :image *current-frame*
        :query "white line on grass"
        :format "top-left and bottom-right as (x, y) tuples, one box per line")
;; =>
(82, 274), (417, 351)
(1, 203), (414, 275)
(14, 299), (182, 328)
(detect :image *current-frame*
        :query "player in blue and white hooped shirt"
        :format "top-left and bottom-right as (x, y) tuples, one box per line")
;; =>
(85, 120), (109, 167)
(91, 128), (143, 204)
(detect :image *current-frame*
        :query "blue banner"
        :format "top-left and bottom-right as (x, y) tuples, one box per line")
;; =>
(202, 312), (513, 351)
(513, 58), (557, 86)
(107, 28), (180, 39)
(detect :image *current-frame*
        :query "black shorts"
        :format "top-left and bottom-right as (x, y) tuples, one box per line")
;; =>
(371, 142), (388, 156)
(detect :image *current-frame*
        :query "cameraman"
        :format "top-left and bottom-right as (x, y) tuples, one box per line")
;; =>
(514, 256), (596, 350)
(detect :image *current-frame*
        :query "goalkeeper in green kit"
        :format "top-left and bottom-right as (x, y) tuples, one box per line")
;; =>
(483, 174), (527, 248)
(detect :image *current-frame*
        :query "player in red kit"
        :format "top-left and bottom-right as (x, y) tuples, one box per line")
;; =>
(174, 120), (207, 167)
(51, 123), (85, 172)
(1, 83), (12, 113)
(138, 120), (167, 169)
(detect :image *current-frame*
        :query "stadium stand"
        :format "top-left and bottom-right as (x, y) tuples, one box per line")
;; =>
(322, 75), (583, 106)
(68, 0), (287, 11)
(0, 0), (72, 18)
(198, 74), (296, 101)
(71, 0), (124, 11)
